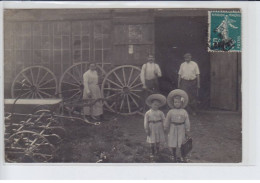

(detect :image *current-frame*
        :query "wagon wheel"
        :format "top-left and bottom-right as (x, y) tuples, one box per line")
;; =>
(11, 66), (58, 99)
(101, 65), (143, 115)
(59, 62), (106, 100)
(5, 131), (55, 163)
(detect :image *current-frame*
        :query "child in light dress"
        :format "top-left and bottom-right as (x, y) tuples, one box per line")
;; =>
(164, 89), (190, 162)
(144, 94), (166, 160)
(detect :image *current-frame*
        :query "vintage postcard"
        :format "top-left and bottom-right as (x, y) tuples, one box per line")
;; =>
(3, 8), (242, 164)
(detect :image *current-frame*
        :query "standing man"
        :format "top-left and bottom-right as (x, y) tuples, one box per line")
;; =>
(178, 53), (200, 115)
(140, 55), (162, 93)
(140, 55), (162, 111)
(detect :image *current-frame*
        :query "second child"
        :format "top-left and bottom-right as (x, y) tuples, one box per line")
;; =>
(164, 89), (191, 162)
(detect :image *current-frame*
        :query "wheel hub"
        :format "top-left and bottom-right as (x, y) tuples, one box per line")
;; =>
(122, 86), (130, 94)
(79, 84), (84, 90)
(30, 85), (37, 92)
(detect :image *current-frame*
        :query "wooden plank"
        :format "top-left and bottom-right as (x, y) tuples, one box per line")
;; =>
(237, 52), (242, 113)
(210, 52), (238, 111)
(4, 99), (62, 105)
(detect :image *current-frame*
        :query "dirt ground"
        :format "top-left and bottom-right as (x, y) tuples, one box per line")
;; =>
(54, 111), (242, 163)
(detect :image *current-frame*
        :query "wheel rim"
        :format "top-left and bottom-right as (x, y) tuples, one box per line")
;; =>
(6, 131), (55, 163)
(59, 62), (106, 100)
(101, 65), (143, 115)
(11, 66), (58, 99)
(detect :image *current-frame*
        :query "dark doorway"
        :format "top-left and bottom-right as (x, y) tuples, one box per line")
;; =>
(155, 16), (210, 109)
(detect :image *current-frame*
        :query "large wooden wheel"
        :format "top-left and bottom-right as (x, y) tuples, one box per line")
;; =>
(5, 131), (55, 163)
(11, 66), (58, 99)
(59, 62), (106, 100)
(101, 65), (143, 115)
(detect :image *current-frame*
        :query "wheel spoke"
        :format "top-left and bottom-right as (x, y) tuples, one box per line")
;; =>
(67, 72), (81, 85)
(36, 91), (44, 99)
(21, 91), (30, 98)
(113, 71), (124, 87)
(130, 91), (141, 99)
(129, 73), (141, 87)
(35, 67), (41, 85)
(127, 67), (134, 86)
(106, 78), (123, 89)
(105, 92), (121, 99)
(38, 90), (52, 97)
(126, 94), (131, 113)
(38, 87), (56, 90)
(103, 88), (122, 91)
(32, 92), (35, 99)
(109, 102), (116, 108)
(63, 88), (81, 92)
(14, 89), (31, 93)
(128, 93), (139, 108)
(120, 95), (126, 111)
(130, 89), (143, 92)
(122, 67), (127, 86)
(38, 78), (55, 87)
(38, 71), (49, 86)
(62, 81), (79, 88)
(26, 91), (33, 98)
(30, 68), (35, 85)
(16, 81), (31, 88)
(21, 72), (32, 85)
(69, 90), (81, 99)
(130, 82), (143, 89)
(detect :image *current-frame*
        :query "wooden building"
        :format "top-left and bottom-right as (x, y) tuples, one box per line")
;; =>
(4, 9), (241, 111)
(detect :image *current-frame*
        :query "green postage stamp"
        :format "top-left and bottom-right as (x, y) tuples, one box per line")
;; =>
(208, 11), (241, 52)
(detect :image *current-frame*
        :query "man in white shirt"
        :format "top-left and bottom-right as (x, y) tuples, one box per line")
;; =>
(178, 53), (200, 115)
(140, 55), (162, 112)
(140, 55), (162, 93)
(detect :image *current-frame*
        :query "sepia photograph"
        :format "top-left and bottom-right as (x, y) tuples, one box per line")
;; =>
(3, 8), (242, 163)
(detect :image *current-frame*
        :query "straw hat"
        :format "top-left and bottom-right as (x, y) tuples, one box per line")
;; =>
(146, 94), (166, 107)
(167, 89), (189, 108)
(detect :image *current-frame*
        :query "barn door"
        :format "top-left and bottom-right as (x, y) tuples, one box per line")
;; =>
(210, 52), (238, 111)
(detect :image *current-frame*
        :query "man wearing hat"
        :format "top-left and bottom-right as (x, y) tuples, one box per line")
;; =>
(140, 55), (162, 93)
(178, 53), (200, 115)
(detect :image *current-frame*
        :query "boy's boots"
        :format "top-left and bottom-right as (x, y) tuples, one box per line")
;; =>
(150, 144), (155, 162)
(171, 148), (177, 162)
(155, 143), (160, 155)
(181, 150), (188, 163)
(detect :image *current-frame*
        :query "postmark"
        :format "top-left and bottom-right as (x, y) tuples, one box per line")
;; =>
(208, 11), (241, 52)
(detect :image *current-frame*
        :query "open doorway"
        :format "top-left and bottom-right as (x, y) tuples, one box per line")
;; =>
(155, 16), (210, 109)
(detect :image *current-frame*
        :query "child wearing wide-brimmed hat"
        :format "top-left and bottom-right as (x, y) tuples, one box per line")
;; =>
(144, 94), (166, 159)
(164, 89), (190, 162)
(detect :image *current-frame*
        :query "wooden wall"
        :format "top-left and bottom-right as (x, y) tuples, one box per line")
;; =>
(4, 8), (242, 112)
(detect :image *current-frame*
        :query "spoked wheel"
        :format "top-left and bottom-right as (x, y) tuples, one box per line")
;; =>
(101, 65), (143, 115)
(5, 131), (55, 163)
(11, 66), (58, 99)
(59, 62), (106, 100)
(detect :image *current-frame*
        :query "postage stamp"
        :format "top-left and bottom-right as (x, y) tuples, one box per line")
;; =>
(208, 11), (241, 52)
